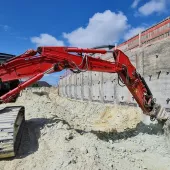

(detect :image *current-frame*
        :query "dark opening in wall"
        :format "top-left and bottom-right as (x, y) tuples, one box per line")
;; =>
(156, 71), (161, 79)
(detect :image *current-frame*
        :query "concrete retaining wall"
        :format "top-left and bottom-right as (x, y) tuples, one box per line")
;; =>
(58, 38), (170, 110)
(125, 38), (170, 110)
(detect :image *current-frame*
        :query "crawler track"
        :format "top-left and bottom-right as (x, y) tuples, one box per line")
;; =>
(0, 106), (25, 159)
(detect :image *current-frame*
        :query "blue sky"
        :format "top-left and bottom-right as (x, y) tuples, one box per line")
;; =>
(0, 0), (170, 85)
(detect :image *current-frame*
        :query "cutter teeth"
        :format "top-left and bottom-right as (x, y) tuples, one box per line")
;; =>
(149, 104), (170, 121)
(156, 108), (170, 121)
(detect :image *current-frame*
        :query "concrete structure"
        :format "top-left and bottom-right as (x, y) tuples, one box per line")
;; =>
(118, 16), (170, 52)
(58, 17), (170, 111)
(125, 39), (170, 111)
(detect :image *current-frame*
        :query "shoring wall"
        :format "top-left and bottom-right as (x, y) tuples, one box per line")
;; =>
(58, 39), (170, 111)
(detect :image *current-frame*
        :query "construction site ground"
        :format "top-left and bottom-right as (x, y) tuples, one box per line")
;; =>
(0, 87), (170, 170)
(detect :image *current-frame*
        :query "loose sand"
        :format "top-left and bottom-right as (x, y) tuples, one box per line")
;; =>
(0, 87), (170, 170)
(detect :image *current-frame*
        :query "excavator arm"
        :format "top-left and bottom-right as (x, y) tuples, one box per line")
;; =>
(0, 46), (167, 120)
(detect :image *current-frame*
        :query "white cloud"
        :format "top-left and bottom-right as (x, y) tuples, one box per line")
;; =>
(131, 0), (141, 8)
(124, 26), (145, 40)
(30, 10), (148, 49)
(31, 34), (64, 47)
(0, 24), (10, 31)
(63, 10), (129, 48)
(138, 0), (166, 16)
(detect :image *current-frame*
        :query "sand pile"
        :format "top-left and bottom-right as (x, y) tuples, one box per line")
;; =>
(0, 87), (170, 170)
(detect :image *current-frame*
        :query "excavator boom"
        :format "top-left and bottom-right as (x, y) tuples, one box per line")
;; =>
(0, 47), (156, 116)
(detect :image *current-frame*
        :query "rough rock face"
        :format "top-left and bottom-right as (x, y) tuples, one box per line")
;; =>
(0, 87), (170, 170)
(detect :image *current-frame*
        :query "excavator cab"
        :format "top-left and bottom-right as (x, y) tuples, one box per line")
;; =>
(0, 53), (20, 101)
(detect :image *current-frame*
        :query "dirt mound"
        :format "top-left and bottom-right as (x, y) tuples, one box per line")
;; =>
(0, 87), (170, 170)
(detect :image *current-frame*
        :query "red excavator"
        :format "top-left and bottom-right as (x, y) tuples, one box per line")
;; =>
(0, 46), (169, 158)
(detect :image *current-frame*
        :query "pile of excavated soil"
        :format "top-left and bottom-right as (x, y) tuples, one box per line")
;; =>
(0, 87), (170, 170)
